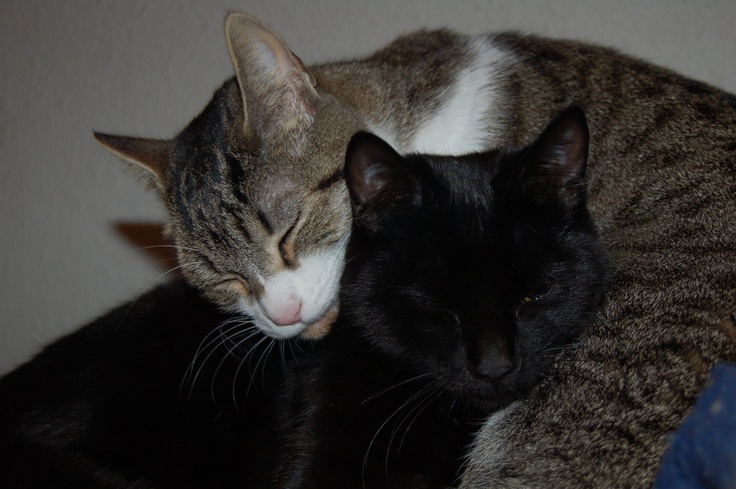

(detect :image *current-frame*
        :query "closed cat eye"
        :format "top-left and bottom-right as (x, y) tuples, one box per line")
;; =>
(408, 298), (460, 324)
(278, 223), (298, 266)
(218, 276), (250, 295)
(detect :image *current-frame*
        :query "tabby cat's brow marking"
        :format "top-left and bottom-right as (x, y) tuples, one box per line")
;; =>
(315, 168), (344, 191)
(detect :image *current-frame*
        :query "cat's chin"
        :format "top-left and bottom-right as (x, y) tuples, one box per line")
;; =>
(455, 367), (535, 413)
(466, 385), (530, 413)
(299, 306), (340, 340)
(250, 303), (340, 341)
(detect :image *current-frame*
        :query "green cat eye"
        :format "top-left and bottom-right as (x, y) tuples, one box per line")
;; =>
(521, 284), (551, 304)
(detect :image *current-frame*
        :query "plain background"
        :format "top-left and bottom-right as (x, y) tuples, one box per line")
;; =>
(2, 0), (735, 375)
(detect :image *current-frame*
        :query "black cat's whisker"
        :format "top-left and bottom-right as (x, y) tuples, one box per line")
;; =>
(383, 383), (445, 478)
(360, 380), (440, 484)
(343, 243), (371, 268)
(350, 372), (434, 417)
(393, 385), (445, 454)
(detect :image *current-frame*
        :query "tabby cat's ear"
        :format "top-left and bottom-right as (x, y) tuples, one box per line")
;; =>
(225, 12), (317, 149)
(345, 132), (420, 231)
(525, 105), (589, 207)
(93, 133), (172, 191)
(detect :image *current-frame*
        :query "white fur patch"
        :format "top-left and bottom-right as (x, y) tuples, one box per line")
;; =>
(237, 233), (349, 339)
(462, 401), (519, 481)
(411, 38), (511, 155)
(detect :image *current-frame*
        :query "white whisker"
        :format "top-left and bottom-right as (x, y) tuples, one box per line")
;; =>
(211, 326), (262, 404)
(231, 335), (271, 408)
(358, 376), (439, 486)
(393, 385), (444, 454)
(179, 318), (258, 404)
(343, 372), (434, 427)
(133, 244), (202, 254)
(116, 260), (201, 329)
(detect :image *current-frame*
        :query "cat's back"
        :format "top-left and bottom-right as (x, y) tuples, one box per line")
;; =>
(462, 33), (736, 488)
(483, 32), (736, 245)
(314, 29), (515, 154)
(0, 281), (282, 488)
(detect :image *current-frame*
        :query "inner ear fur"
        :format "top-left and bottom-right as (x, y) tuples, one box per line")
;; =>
(224, 12), (318, 145)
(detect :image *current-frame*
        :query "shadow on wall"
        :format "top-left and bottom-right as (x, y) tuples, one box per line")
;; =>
(115, 222), (181, 276)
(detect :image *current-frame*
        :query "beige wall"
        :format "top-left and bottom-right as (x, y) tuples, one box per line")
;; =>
(2, 0), (735, 374)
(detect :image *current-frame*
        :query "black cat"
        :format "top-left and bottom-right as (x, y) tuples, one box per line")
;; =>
(0, 281), (286, 488)
(269, 106), (611, 487)
(0, 106), (610, 488)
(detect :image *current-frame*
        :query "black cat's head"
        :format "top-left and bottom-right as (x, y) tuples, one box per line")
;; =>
(342, 106), (611, 410)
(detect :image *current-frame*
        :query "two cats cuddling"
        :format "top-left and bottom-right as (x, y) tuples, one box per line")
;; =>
(2, 11), (736, 488)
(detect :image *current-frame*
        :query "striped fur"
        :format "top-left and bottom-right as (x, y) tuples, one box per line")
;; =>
(98, 14), (736, 486)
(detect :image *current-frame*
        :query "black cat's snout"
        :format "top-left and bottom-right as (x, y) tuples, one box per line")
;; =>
(475, 354), (514, 379)
(473, 336), (515, 379)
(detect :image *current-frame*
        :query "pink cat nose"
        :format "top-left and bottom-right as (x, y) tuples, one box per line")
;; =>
(268, 301), (302, 326)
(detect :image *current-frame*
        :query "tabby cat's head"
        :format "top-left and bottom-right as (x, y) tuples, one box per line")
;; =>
(95, 13), (363, 340)
(342, 107), (611, 408)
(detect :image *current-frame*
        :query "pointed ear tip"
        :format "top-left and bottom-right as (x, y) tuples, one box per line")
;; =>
(348, 131), (378, 145)
(225, 11), (251, 28)
(92, 132), (117, 148)
(560, 105), (588, 129)
(346, 131), (380, 151)
(345, 132), (371, 164)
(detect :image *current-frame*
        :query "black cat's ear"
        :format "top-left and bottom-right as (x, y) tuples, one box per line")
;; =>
(225, 12), (317, 152)
(345, 132), (420, 231)
(524, 105), (589, 207)
(94, 133), (172, 191)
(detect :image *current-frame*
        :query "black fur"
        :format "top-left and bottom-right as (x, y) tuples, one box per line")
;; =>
(269, 106), (611, 488)
(0, 280), (291, 488)
(0, 107), (610, 488)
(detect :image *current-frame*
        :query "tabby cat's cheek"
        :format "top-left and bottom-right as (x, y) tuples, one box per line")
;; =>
(299, 304), (339, 340)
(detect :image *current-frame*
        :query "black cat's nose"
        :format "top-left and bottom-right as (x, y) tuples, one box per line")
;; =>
(474, 340), (514, 379)
(475, 355), (514, 379)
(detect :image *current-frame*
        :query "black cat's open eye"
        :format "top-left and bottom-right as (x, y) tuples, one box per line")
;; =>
(520, 284), (551, 304)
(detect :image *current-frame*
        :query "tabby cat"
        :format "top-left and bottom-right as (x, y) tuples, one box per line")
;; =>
(95, 12), (736, 486)
(0, 108), (610, 488)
